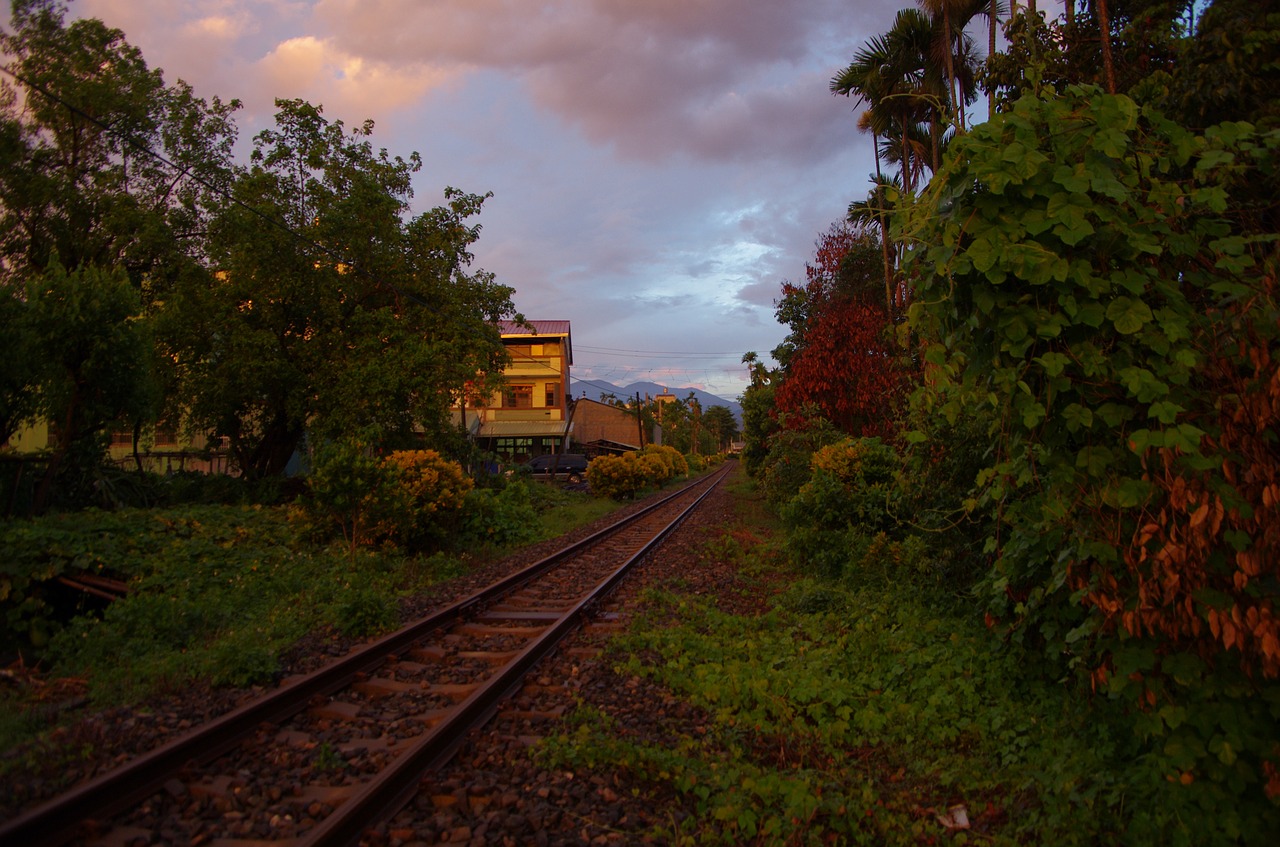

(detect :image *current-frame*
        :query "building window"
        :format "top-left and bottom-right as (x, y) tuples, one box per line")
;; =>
(503, 385), (533, 409)
(545, 382), (560, 408)
(111, 430), (133, 447)
(155, 429), (178, 447)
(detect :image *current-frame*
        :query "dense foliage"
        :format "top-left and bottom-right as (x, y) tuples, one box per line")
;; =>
(0, 0), (515, 499)
(584, 445), (695, 501)
(733, 2), (1280, 841)
(902, 82), (1280, 823)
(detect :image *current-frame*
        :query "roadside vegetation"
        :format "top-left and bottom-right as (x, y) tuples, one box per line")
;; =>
(0, 471), (614, 749)
(543, 478), (1177, 845)
(718, 1), (1278, 843)
(0, 1), (1276, 843)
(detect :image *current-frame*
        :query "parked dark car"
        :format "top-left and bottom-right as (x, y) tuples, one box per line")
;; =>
(521, 453), (589, 483)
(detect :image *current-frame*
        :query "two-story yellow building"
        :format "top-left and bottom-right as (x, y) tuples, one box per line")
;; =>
(467, 320), (573, 461)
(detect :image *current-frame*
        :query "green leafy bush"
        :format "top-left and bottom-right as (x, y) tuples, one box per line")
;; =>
(459, 480), (539, 548)
(755, 413), (843, 505)
(332, 586), (397, 638)
(301, 440), (397, 552)
(902, 83), (1280, 835)
(778, 438), (929, 584)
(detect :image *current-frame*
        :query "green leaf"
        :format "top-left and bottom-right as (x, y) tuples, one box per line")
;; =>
(967, 236), (997, 273)
(1107, 296), (1154, 334)
(1062, 403), (1093, 432)
(1034, 351), (1071, 377)
(1076, 446), (1111, 478)
(1115, 478), (1152, 508)
(1074, 302), (1106, 328)
(1147, 401), (1183, 425)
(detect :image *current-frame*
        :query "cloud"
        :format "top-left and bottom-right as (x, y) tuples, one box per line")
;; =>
(255, 35), (458, 118)
(183, 13), (251, 41)
(312, 0), (856, 164)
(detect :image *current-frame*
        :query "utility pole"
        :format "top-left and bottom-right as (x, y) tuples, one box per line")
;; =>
(636, 392), (644, 447)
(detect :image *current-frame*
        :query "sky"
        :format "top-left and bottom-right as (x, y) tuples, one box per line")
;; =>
(65, 0), (976, 401)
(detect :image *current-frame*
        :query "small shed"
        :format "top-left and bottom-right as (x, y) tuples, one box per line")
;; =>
(567, 398), (656, 456)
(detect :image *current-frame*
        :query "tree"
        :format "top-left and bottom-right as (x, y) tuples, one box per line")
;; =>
(0, 289), (38, 444)
(24, 260), (153, 509)
(163, 100), (515, 478)
(846, 177), (905, 314)
(738, 352), (777, 477)
(773, 298), (910, 440)
(833, 10), (946, 193)
(770, 222), (907, 439)
(0, 0), (239, 478)
(0, 0), (240, 291)
(773, 221), (884, 370)
(917, 0), (990, 130)
(701, 405), (739, 453)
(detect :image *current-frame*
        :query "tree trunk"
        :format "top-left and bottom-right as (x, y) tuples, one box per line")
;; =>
(989, 0), (999, 115)
(1096, 0), (1117, 94)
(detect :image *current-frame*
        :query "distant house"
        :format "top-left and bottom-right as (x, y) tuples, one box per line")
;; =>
(467, 320), (573, 461)
(565, 397), (657, 456)
(4, 420), (228, 474)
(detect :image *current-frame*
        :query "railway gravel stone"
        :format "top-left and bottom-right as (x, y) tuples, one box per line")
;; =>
(2, 466), (782, 844)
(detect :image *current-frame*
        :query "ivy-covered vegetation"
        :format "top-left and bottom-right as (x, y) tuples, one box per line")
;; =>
(730, 1), (1280, 842)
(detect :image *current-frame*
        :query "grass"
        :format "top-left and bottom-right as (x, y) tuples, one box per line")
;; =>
(0, 484), (627, 760)
(536, 476), (1258, 846)
(525, 482), (619, 541)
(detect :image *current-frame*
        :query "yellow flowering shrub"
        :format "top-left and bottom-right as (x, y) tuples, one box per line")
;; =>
(636, 452), (670, 488)
(643, 444), (688, 477)
(586, 453), (644, 500)
(373, 450), (472, 550)
(383, 450), (472, 513)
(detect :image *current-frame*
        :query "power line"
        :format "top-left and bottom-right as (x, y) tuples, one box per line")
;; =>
(576, 344), (749, 359)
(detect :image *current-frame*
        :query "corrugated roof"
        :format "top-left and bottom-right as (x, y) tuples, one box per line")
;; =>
(477, 421), (573, 438)
(497, 320), (571, 336)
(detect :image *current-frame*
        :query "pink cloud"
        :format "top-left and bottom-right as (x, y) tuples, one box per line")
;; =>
(311, 0), (854, 163)
(255, 35), (456, 116)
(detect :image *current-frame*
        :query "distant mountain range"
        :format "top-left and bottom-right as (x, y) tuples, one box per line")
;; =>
(569, 378), (742, 422)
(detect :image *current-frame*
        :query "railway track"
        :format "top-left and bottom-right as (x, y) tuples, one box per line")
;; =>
(1, 465), (731, 847)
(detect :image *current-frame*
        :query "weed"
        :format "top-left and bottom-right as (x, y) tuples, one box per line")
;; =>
(312, 741), (344, 772)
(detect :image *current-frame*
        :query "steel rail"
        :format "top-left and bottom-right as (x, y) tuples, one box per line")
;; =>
(300, 461), (729, 847)
(0, 465), (729, 847)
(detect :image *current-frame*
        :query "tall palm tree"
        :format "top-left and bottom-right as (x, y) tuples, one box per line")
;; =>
(848, 172), (904, 314)
(917, 0), (989, 130)
(988, 0), (1008, 115)
(833, 8), (946, 193)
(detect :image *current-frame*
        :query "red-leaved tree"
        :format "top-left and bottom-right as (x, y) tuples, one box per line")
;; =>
(773, 298), (909, 439)
(772, 221), (910, 438)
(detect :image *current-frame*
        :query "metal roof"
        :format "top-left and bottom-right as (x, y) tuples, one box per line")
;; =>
(497, 320), (571, 337)
(477, 421), (573, 438)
